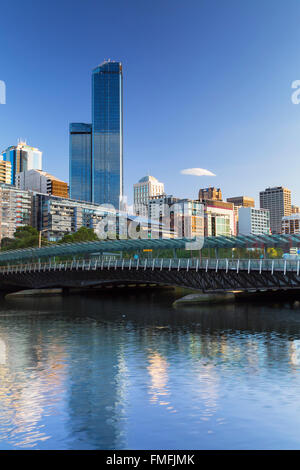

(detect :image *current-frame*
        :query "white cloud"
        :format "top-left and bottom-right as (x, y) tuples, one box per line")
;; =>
(181, 168), (216, 177)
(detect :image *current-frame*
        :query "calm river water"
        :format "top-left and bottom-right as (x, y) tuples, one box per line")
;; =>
(0, 289), (300, 450)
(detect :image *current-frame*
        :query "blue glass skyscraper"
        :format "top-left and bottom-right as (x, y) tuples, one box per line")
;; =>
(70, 61), (123, 208)
(69, 123), (92, 202)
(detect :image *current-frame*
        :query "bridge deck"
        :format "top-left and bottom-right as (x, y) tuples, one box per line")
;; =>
(0, 258), (300, 293)
(0, 257), (299, 274)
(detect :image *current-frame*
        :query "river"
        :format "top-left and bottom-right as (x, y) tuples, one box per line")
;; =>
(0, 288), (299, 450)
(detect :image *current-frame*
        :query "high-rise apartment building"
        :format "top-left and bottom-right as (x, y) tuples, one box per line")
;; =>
(292, 205), (300, 214)
(198, 187), (222, 202)
(0, 183), (32, 240)
(1, 141), (42, 185)
(0, 160), (11, 184)
(16, 169), (68, 198)
(134, 175), (164, 217)
(259, 186), (291, 234)
(70, 60), (123, 208)
(282, 214), (300, 235)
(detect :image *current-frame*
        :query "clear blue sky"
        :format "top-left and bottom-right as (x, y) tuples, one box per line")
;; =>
(1, 0), (300, 206)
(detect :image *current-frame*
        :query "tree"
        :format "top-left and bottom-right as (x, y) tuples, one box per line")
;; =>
(267, 247), (283, 259)
(0, 225), (47, 251)
(59, 226), (99, 244)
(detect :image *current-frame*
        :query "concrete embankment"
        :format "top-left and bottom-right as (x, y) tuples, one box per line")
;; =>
(5, 288), (63, 299)
(173, 289), (300, 307)
(173, 292), (236, 307)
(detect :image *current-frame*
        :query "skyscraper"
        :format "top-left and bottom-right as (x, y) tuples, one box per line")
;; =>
(69, 123), (92, 202)
(259, 186), (291, 234)
(1, 141), (42, 185)
(92, 61), (123, 208)
(70, 60), (123, 208)
(134, 175), (165, 217)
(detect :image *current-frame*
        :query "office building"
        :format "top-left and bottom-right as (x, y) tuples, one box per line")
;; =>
(149, 194), (204, 238)
(134, 175), (164, 218)
(1, 141), (42, 185)
(204, 200), (236, 237)
(198, 187), (222, 202)
(17, 169), (68, 198)
(238, 207), (270, 236)
(126, 214), (174, 239)
(32, 193), (117, 241)
(259, 186), (291, 234)
(0, 183), (32, 241)
(227, 196), (255, 207)
(227, 196), (255, 234)
(0, 160), (11, 184)
(70, 60), (123, 208)
(69, 123), (92, 202)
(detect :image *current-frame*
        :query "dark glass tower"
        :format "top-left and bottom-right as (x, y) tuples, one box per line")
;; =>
(69, 61), (123, 208)
(69, 123), (92, 202)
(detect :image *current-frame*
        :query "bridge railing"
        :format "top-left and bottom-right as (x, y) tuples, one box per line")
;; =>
(0, 257), (299, 275)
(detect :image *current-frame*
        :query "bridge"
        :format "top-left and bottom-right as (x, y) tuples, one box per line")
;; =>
(0, 235), (300, 292)
(0, 233), (300, 264)
(1, 257), (300, 293)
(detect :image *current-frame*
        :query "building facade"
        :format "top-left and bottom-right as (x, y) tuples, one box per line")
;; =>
(32, 193), (117, 241)
(0, 160), (11, 184)
(238, 207), (270, 236)
(198, 187), (222, 202)
(69, 123), (92, 202)
(149, 194), (204, 238)
(259, 186), (291, 234)
(0, 184), (32, 241)
(226, 196), (255, 234)
(226, 196), (255, 208)
(1, 141), (42, 185)
(292, 205), (300, 214)
(134, 175), (164, 218)
(70, 60), (123, 209)
(204, 200), (236, 237)
(17, 169), (68, 198)
(282, 214), (300, 234)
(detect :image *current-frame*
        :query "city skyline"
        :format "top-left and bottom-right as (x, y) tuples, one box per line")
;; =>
(2, 1), (300, 207)
(2, 0), (300, 455)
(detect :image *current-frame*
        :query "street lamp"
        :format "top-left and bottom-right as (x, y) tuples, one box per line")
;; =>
(38, 228), (48, 248)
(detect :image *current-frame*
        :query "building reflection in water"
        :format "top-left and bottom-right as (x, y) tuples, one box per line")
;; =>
(0, 293), (300, 449)
(289, 340), (300, 368)
(64, 295), (129, 450)
(0, 324), (68, 448)
(147, 350), (175, 411)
